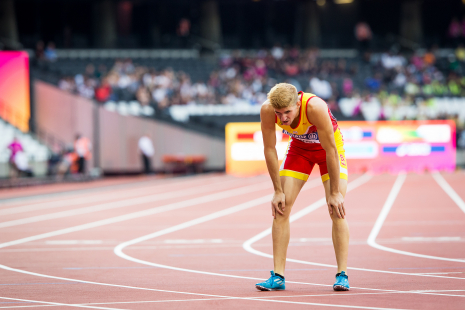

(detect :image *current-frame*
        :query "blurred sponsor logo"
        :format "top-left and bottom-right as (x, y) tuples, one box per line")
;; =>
(344, 141), (378, 159)
(383, 143), (446, 157)
(341, 126), (372, 141)
(231, 142), (288, 161)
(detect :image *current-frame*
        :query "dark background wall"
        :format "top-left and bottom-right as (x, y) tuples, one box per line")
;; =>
(7, 0), (465, 49)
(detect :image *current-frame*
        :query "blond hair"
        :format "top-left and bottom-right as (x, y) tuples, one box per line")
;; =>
(267, 83), (298, 109)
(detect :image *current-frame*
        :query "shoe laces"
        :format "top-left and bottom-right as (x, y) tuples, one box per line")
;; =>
(336, 271), (348, 279)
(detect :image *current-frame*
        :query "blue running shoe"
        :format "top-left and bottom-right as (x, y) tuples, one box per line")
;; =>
(333, 271), (350, 291)
(255, 271), (285, 291)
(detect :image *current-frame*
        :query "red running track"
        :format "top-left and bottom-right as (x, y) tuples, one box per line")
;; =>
(0, 172), (464, 309)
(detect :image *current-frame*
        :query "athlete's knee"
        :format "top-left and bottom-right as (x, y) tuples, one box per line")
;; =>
(274, 206), (292, 222)
(328, 207), (343, 221)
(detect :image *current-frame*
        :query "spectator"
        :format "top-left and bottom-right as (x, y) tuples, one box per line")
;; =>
(456, 44), (465, 62)
(342, 77), (353, 96)
(13, 151), (33, 177)
(74, 134), (92, 174)
(58, 77), (76, 92)
(355, 21), (372, 52)
(271, 43), (284, 60)
(310, 77), (332, 100)
(57, 146), (79, 177)
(85, 64), (96, 78)
(404, 78), (420, 96)
(177, 18), (191, 48)
(95, 78), (112, 103)
(135, 85), (151, 106)
(8, 136), (23, 177)
(448, 17), (462, 47)
(424, 49), (436, 66)
(44, 42), (58, 62)
(35, 40), (45, 61)
(138, 135), (154, 174)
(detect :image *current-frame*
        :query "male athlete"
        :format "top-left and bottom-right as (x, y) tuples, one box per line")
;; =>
(255, 83), (350, 291)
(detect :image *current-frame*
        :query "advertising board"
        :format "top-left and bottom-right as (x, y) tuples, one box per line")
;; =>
(0, 51), (30, 132)
(225, 120), (456, 175)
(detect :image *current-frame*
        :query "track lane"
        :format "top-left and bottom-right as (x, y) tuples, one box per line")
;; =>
(0, 177), (268, 244)
(373, 173), (465, 261)
(2, 173), (465, 309)
(0, 176), (257, 230)
(0, 174), (232, 218)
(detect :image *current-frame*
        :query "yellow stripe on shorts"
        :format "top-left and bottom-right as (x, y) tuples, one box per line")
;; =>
(279, 169), (309, 181)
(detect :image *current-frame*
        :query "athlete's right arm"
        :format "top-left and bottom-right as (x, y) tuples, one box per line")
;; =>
(260, 102), (285, 218)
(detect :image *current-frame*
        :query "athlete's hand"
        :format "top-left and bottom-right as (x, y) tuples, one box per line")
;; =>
(271, 191), (285, 219)
(327, 192), (345, 219)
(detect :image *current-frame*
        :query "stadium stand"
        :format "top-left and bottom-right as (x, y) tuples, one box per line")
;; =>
(0, 118), (49, 179)
(29, 47), (465, 145)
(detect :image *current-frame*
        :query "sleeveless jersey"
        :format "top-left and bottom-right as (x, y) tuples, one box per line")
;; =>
(275, 92), (339, 146)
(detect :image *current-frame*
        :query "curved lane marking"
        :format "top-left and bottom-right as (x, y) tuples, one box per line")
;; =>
(0, 177), (259, 229)
(0, 174), (459, 310)
(113, 172), (465, 301)
(243, 173), (465, 278)
(367, 172), (465, 263)
(0, 180), (271, 249)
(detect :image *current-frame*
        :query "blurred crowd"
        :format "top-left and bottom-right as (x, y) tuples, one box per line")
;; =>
(58, 60), (219, 109)
(47, 134), (93, 177)
(56, 46), (465, 126)
(56, 47), (360, 109)
(54, 45), (465, 149)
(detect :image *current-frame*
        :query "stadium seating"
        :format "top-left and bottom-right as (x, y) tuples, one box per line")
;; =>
(0, 118), (50, 178)
(44, 58), (216, 83)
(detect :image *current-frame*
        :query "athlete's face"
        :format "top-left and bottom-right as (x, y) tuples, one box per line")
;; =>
(274, 101), (301, 126)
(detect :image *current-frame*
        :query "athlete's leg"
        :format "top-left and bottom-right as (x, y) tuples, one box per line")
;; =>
(272, 176), (306, 276)
(323, 178), (349, 273)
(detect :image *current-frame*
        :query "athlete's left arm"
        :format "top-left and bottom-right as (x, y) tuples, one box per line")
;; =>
(307, 97), (345, 219)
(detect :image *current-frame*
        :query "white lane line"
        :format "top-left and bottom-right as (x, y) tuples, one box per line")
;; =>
(413, 289), (465, 292)
(0, 176), (456, 308)
(0, 177), (250, 229)
(0, 296), (409, 310)
(432, 172), (465, 214)
(367, 172), (406, 248)
(164, 239), (223, 244)
(0, 173), (226, 207)
(367, 173), (465, 263)
(0, 298), (235, 309)
(113, 173), (460, 293)
(0, 256), (414, 310)
(112, 172), (465, 297)
(45, 240), (103, 245)
(0, 180), (271, 249)
(0, 297), (124, 310)
(243, 173), (465, 279)
(0, 292), (408, 309)
(415, 272), (463, 275)
(112, 178), (323, 280)
(0, 174), (231, 216)
(401, 237), (462, 242)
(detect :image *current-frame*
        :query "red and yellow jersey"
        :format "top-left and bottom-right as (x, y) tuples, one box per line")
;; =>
(275, 92), (347, 182)
(275, 91), (339, 146)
